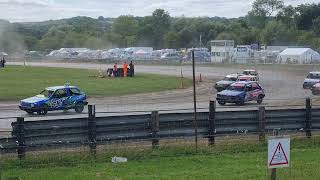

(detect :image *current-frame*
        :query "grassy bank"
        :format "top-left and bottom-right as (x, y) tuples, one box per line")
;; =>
(0, 66), (191, 100)
(1, 137), (319, 179)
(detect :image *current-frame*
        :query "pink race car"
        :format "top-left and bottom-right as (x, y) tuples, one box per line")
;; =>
(311, 83), (320, 95)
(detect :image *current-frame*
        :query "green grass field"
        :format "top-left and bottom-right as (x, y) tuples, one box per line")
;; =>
(0, 66), (191, 101)
(1, 137), (319, 180)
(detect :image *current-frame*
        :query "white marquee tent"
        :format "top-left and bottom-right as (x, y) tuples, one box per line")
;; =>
(278, 48), (320, 64)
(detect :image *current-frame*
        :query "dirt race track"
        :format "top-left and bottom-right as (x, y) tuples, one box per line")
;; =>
(1, 61), (320, 133)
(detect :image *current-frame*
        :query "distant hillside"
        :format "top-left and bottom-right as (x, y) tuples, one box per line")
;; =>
(0, 1), (319, 53)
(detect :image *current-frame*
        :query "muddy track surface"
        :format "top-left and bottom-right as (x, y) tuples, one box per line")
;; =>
(1, 61), (320, 133)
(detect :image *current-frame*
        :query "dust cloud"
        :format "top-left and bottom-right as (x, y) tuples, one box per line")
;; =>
(0, 20), (26, 57)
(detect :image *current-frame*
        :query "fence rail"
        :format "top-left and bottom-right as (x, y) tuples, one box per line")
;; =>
(0, 98), (319, 159)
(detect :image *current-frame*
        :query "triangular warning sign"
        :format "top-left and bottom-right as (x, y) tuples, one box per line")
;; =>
(269, 142), (289, 166)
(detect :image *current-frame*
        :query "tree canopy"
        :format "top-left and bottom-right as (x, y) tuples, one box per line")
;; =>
(0, 0), (320, 53)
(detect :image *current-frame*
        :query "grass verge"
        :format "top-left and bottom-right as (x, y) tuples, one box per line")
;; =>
(1, 136), (319, 180)
(0, 66), (191, 101)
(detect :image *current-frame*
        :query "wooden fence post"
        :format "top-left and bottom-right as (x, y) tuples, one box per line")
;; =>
(258, 106), (266, 142)
(16, 117), (26, 160)
(88, 105), (97, 155)
(305, 98), (312, 138)
(151, 111), (159, 149)
(208, 101), (216, 145)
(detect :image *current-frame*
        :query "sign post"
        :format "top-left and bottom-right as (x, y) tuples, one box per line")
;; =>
(191, 50), (198, 151)
(268, 136), (290, 180)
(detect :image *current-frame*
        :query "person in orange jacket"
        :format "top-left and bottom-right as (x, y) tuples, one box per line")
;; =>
(123, 61), (128, 79)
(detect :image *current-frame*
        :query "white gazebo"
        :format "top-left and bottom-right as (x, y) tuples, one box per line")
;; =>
(278, 48), (320, 64)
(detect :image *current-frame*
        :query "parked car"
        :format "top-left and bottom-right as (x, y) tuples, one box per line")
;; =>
(19, 85), (88, 115)
(160, 52), (182, 60)
(216, 81), (265, 105)
(303, 72), (320, 89)
(237, 75), (259, 82)
(183, 50), (211, 62)
(214, 74), (243, 92)
(311, 83), (320, 95)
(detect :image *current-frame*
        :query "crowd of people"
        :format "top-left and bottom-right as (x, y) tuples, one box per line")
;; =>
(108, 61), (135, 78)
(0, 57), (6, 68)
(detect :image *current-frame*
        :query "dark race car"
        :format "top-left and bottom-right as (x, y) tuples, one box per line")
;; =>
(216, 81), (265, 105)
(214, 74), (242, 92)
(19, 85), (88, 115)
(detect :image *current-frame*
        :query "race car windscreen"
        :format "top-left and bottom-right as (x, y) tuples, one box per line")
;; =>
(227, 84), (245, 91)
(224, 77), (237, 81)
(243, 71), (256, 76)
(40, 89), (54, 97)
(70, 88), (83, 95)
(307, 74), (320, 79)
(238, 77), (250, 81)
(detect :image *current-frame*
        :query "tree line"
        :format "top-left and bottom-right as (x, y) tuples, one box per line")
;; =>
(0, 0), (320, 54)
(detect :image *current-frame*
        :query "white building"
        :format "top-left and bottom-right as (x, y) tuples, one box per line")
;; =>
(277, 48), (320, 64)
(253, 46), (287, 64)
(233, 45), (254, 64)
(211, 40), (235, 63)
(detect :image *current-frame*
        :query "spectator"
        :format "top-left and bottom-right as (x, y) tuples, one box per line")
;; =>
(2, 57), (6, 68)
(123, 61), (128, 79)
(113, 63), (118, 77)
(129, 61), (134, 77)
(107, 68), (113, 77)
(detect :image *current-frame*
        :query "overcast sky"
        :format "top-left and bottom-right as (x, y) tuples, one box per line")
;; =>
(0, 0), (319, 22)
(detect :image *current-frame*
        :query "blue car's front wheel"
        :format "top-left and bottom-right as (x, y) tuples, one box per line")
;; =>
(257, 95), (264, 104)
(74, 102), (85, 113)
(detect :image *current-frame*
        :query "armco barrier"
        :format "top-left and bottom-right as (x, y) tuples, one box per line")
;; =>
(1, 99), (320, 159)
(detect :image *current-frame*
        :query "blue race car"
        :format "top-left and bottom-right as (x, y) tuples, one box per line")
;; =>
(19, 85), (88, 115)
(216, 81), (265, 105)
